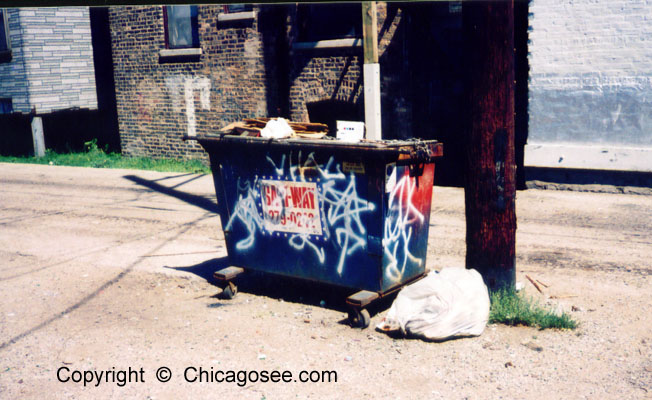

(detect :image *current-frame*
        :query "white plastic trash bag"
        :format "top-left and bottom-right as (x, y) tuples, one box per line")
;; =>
(376, 268), (490, 341)
(260, 118), (294, 139)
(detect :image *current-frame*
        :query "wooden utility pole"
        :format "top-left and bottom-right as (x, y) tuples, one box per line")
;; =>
(362, 2), (378, 63)
(463, 2), (516, 290)
(362, 2), (381, 140)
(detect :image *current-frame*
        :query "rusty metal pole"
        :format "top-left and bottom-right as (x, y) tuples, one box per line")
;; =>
(463, 2), (516, 290)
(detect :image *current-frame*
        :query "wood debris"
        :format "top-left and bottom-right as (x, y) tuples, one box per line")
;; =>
(525, 275), (544, 294)
(549, 295), (578, 299)
(219, 117), (329, 139)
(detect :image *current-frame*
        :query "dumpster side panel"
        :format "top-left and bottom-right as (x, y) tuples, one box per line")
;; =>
(209, 159), (232, 226)
(212, 147), (386, 291)
(381, 163), (435, 291)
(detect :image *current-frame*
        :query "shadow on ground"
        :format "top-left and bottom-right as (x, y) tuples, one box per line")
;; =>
(126, 173), (398, 321)
(166, 257), (398, 319)
(123, 174), (218, 213)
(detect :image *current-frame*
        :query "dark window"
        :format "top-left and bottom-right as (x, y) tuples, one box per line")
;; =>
(0, 9), (10, 52)
(223, 4), (253, 14)
(0, 98), (12, 114)
(297, 4), (362, 42)
(164, 5), (199, 49)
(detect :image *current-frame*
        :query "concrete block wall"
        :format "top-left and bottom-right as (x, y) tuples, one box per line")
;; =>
(527, 0), (652, 171)
(0, 7), (98, 114)
(0, 9), (30, 112)
(109, 5), (275, 160)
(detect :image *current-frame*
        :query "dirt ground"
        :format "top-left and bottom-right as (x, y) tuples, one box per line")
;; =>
(1, 163), (650, 399)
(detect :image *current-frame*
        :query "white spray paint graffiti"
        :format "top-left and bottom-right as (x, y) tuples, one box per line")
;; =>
(383, 172), (425, 283)
(321, 177), (372, 275)
(289, 234), (326, 264)
(165, 75), (211, 137)
(224, 152), (375, 276)
(224, 178), (264, 251)
(265, 151), (346, 181)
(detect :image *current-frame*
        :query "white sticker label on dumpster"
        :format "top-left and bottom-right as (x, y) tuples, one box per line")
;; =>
(260, 180), (322, 235)
(385, 163), (397, 194)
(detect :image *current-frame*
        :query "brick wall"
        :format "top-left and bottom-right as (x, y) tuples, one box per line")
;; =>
(109, 4), (420, 160)
(0, 7), (98, 114)
(109, 5), (281, 160)
(528, 0), (652, 148)
(286, 3), (413, 140)
(109, 1), (652, 172)
(286, 3), (364, 124)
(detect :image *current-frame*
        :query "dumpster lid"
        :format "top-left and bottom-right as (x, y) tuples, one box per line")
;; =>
(187, 134), (443, 159)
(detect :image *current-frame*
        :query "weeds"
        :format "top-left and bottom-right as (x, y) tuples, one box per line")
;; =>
(489, 288), (577, 330)
(0, 140), (211, 174)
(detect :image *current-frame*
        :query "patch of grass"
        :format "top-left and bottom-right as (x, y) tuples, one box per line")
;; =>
(489, 288), (577, 330)
(0, 140), (211, 174)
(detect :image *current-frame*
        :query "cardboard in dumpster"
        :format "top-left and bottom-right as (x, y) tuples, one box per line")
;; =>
(219, 117), (329, 139)
(376, 268), (490, 341)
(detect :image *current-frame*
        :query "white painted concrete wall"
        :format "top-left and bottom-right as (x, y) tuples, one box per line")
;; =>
(527, 0), (652, 172)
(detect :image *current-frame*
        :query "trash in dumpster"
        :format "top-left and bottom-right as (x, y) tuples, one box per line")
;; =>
(376, 267), (490, 340)
(189, 127), (442, 328)
(219, 117), (329, 139)
(260, 117), (293, 139)
(336, 120), (365, 143)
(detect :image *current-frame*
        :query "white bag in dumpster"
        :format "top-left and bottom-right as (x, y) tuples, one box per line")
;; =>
(376, 268), (490, 341)
(261, 117), (294, 139)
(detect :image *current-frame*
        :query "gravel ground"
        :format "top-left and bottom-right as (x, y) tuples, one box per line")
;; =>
(0, 163), (650, 399)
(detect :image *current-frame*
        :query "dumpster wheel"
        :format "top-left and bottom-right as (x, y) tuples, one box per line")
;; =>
(348, 308), (370, 329)
(221, 281), (238, 300)
(214, 266), (244, 300)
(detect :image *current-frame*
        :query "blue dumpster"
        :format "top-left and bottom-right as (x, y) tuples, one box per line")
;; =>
(194, 134), (443, 327)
